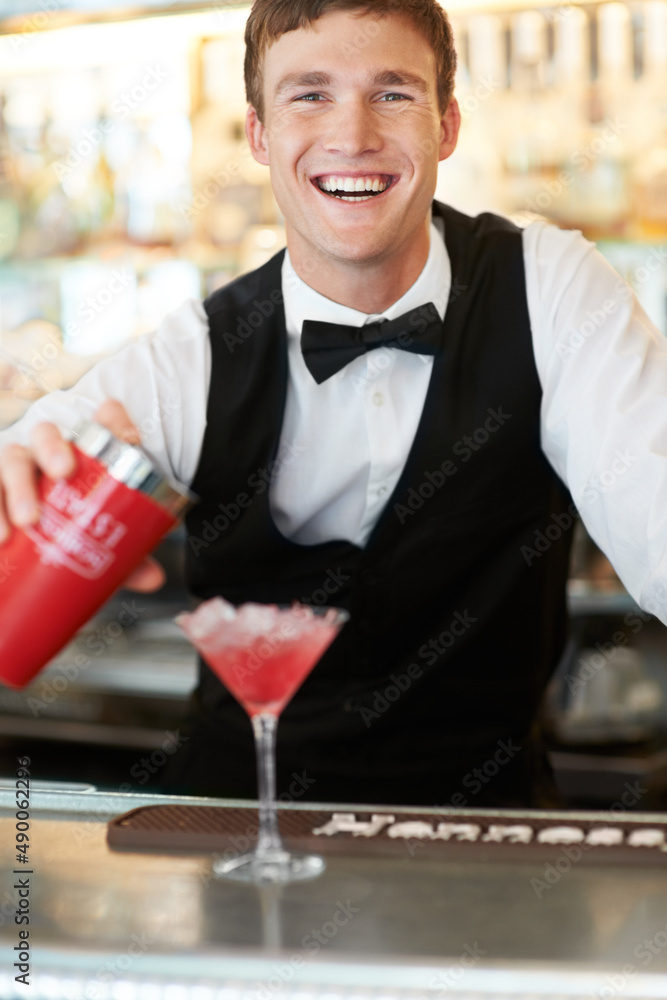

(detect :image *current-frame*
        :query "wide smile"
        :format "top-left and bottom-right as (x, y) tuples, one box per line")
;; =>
(312, 173), (396, 203)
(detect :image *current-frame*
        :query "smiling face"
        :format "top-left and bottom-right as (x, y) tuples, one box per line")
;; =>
(246, 9), (460, 298)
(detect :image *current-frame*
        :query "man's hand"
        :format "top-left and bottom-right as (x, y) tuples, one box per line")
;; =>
(0, 398), (166, 592)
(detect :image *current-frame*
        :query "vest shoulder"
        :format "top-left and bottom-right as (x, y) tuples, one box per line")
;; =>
(203, 249), (286, 320)
(432, 201), (524, 241)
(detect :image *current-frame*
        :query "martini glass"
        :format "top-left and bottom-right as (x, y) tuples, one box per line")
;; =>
(176, 596), (348, 883)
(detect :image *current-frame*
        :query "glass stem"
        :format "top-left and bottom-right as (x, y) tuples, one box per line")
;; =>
(251, 713), (284, 857)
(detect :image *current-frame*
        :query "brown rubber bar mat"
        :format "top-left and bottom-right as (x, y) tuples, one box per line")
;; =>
(106, 804), (667, 865)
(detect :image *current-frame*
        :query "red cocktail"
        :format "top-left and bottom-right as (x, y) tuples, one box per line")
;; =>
(176, 596), (348, 882)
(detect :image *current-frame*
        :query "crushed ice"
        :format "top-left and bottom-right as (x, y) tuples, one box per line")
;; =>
(176, 595), (343, 648)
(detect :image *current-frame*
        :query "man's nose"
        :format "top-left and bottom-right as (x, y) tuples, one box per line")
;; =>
(322, 100), (383, 157)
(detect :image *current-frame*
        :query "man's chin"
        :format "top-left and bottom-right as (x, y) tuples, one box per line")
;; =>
(316, 225), (400, 265)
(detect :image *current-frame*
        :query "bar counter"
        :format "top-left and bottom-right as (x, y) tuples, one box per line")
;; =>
(2, 785), (667, 999)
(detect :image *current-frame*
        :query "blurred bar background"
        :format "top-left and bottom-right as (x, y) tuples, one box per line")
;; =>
(3, 0), (667, 806)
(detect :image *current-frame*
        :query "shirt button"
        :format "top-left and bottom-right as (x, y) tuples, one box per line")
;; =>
(377, 485), (388, 497)
(372, 392), (384, 406)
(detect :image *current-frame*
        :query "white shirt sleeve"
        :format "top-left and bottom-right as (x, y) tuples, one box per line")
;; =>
(0, 298), (211, 487)
(524, 221), (667, 623)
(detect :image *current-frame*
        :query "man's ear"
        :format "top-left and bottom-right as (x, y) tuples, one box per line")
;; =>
(246, 105), (270, 165)
(438, 97), (461, 163)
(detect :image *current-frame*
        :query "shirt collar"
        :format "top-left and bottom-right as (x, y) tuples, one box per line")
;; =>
(282, 219), (450, 341)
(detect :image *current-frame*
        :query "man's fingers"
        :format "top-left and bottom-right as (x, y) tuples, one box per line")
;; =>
(122, 556), (166, 593)
(93, 399), (141, 446)
(0, 470), (14, 544)
(0, 423), (75, 542)
(0, 444), (42, 530)
(30, 422), (77, 480)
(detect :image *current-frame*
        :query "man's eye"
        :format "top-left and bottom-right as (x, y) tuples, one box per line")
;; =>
(379, 93), (410, 102)
(295, 93), (323, 102)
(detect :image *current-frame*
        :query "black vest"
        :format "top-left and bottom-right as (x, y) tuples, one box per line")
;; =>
(181, 203), (574, 808)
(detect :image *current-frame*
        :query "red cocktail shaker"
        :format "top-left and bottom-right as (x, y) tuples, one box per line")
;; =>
(0, 421), (194, 689)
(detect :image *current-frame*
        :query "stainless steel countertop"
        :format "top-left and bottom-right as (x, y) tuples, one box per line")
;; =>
(2, 788), (667, 998)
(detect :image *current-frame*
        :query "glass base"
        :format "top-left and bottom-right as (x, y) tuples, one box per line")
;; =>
(213, 848), (325, 883)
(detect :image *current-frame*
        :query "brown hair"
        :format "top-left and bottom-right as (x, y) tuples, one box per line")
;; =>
(244, 0), (457, 122)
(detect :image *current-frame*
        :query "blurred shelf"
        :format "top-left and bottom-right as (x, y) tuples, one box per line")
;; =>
(0, 0), (249, 33)
(567, 582), (645, 617)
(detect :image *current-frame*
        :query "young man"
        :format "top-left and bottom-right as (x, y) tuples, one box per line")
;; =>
(0, 0), (665, 808)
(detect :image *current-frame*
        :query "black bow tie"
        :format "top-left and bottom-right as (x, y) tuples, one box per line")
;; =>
(301, 302), (442, 384)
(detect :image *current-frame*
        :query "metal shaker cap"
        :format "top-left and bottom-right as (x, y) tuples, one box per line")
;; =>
(72, 421), (196, 518)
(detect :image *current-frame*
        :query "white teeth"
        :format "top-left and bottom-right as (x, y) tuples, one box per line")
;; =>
(317, 175), (390, 198)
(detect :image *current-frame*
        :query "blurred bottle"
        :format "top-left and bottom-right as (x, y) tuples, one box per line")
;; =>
(544, 6), (593, 227)
(114, 113), (193, 246)
(632, 0), (667, 239)
(502, 11), (562, 220)
(105, 52), (193, 246)
(2, 80), (64, 258)
(189, 36), (274, 254)
(42, 70), (114, 250)
(436, 14), (509, 217)
(0, 90), (21, 261)
(563, 2), (633, 238)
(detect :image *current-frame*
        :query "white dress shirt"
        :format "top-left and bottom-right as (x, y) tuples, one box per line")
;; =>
(4, 214), (667, 622)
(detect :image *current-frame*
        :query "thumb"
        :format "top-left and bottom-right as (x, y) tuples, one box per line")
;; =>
(93, 399), (141, 446)
(122, 555), (166, 593)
